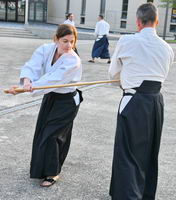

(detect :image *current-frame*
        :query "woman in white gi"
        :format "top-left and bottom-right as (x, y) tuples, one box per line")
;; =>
(63, 13), (75, 27)
(9, 24), (83, 187)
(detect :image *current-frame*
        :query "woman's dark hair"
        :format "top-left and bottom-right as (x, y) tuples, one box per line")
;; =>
(54, 24), (78, 49)
(136, 2), (158, 25)
(67, 13), (73, 19)
(99, 15), (104, 19)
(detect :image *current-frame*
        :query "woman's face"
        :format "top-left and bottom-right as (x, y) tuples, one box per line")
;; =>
(56, 34), (75, 54)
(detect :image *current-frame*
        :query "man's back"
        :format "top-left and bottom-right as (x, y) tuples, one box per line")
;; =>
(114, 28), (174, 89)
(109, 3), (174, 200)
(95, 20), (110, 36)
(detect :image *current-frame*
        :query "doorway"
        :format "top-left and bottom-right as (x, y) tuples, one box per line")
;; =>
(29, 0), (47, 22)
(0, 0), (25, 22)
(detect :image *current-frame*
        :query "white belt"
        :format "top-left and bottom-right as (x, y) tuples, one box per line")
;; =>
(124, 88), (136, 94)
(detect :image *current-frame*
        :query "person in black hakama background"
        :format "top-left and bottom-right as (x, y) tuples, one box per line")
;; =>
(109, 3), (174, 200)
(9, 24), (83, 187)
(88, 15), (111, 64)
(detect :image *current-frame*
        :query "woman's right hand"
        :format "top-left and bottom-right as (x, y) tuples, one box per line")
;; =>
(8, 85), (19, 95)
(23, 78), (33, 92)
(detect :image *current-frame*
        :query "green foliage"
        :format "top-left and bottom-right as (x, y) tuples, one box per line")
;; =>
(160, 0), (176, 8)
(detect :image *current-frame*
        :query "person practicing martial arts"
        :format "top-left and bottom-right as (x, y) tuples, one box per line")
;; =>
(9, 24), (83, 187)
(63, 13), (75, 27)
(109, 3), (174, 200)
(63, 13), (79, 56)
(88, 15), (111, 64)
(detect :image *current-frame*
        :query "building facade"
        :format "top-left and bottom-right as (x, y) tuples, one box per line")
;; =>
(0, 0), (175, 36)
(46, 0), (175, 36)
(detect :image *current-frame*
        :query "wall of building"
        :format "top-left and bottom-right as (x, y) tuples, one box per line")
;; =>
(46, 0), (174, 36)
(47, 0), (67, 24)
(69, 0), (82, 26)
(157, 2), (173, 36)
(79, 0), (101, 28)
(105, 0), (122, 31)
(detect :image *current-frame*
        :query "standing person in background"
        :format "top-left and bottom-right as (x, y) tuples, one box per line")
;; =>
(9, 24), (83, 187)
(109, 3), (174, 200)
(63, 13), (75, 27)
(88, 15), (111, 64)
(63, 13), (79, 55)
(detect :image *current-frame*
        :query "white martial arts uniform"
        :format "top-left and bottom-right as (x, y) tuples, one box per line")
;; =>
(63, 19), (75, 27)
(109, 27), (174, 113)
(20, 43), (82, 97)
(21, 43), (83, 179)
(95, 19), (110, 37)
(109, 28), (174, 200)
(109, 28), (174, 89)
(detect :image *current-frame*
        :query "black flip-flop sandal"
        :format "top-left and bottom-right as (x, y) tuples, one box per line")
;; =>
(88, 60), (95, 63)
(40, 177), (56, 187)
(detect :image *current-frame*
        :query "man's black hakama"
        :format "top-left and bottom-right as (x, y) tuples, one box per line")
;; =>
(91, 35), (110, 59)
(110, 81), (164, 200)
(30, 90), (83, 179)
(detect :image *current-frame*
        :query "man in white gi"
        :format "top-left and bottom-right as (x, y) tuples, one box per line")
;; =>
(109, 3), (174, 200)
(63, 13), (75, 27)
(88, 15), (111, 64)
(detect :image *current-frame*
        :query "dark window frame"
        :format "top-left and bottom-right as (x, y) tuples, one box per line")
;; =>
(100, 0), (106, 16)
(80, 0), (86, 24)
(120, 20), (126, 28)
(28, 0), (47, 22)
(65, 0), (70, 18)
(121, 0), (128, 20)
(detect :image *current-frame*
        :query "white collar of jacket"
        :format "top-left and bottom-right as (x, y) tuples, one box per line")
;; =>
(140, 27), (157, 35)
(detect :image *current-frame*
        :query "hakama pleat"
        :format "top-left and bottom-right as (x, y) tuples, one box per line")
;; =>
(91, 35), (110, 59)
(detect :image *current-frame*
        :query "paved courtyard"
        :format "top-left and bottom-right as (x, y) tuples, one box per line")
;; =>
(0, 36), (176, 200)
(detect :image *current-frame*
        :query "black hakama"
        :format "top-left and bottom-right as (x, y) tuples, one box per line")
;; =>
(91, 35), (110, 59)
(110, 81), (163, 200)
(30, 90), (83, 179)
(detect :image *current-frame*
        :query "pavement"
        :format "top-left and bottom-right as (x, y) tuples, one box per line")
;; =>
(0, 26), (176, 200)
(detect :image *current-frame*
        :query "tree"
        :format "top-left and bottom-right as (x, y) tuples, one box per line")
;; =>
(148, 0), (176, 40)
(160, 0), (176, 8)
(160, 0), (176, 39)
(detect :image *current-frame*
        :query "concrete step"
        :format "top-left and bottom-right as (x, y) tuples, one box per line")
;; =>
(0, 31), (40, 37)
(0, 27), (40, 39)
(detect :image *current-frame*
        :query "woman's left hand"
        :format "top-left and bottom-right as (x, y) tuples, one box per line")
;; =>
(23, 78), (33, 92)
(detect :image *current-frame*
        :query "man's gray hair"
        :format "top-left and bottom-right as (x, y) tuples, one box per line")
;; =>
(136, 2), (158, 25)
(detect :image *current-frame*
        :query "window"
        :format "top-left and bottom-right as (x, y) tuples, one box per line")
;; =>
(81, 0), (86, 16)
(147, 0), (154, 2)
(80, 0), (86, 24)
(171, 8), (176, 23)
(80, 16), (85, 24)
(0, 0), (26, 22)
(65, 0), (70, 17)
(29, 0), (47, 22)
(121, 11), (127, 19)
(170, 24), (176, 32)
(100, 0), (106, 16)
(120, 21), (126, 28)
(121, 0), (128, 20)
